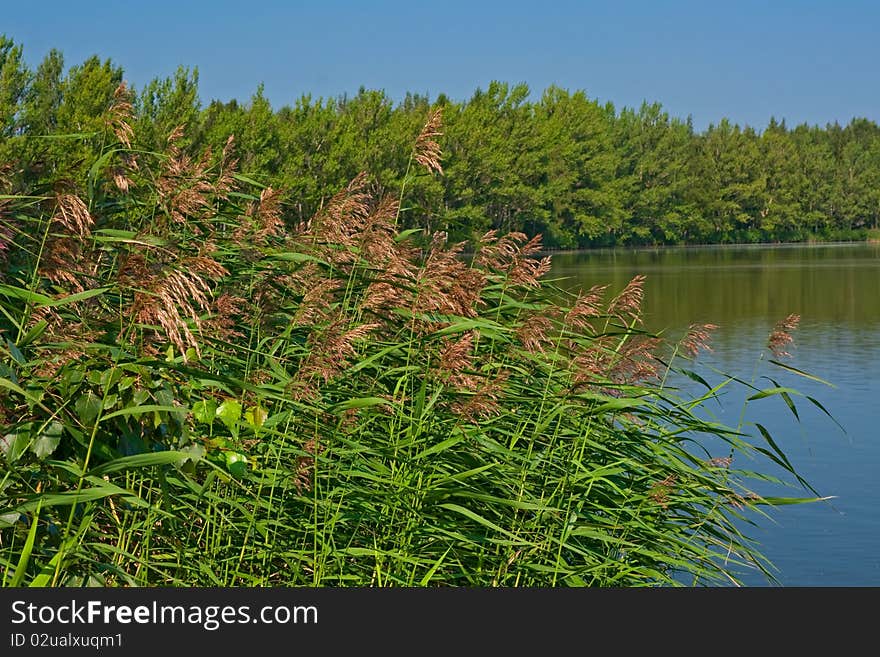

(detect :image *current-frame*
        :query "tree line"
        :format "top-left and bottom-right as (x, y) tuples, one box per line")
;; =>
(3, 35), (879, 248)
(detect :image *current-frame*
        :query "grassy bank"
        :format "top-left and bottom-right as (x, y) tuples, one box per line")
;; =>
(0, 94), (825, 586)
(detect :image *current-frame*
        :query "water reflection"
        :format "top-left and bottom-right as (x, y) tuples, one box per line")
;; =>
(550, 242), (880, 332)
(550, 243), (880, 586)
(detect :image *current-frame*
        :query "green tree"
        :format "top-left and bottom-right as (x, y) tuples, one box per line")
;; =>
(534, 87), (622, 247)
(442, 81), (538, 241)
(135, 66), (201, 152)
(615, 102), (697, 244)
(0, 35), (29, 139)
(21, 49), (63, 136)
(759, 118), (804, 240)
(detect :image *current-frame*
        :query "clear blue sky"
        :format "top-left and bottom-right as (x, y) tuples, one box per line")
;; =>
(5, 0), (878, 131)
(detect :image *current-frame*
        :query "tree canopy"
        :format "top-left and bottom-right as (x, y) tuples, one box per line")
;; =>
(2, 35), (879, 247)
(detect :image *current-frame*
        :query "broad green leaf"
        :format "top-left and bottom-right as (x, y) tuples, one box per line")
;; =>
(74, 391), (102, 425)
(0, 512), (21, 528)
(178, 443), (206, 464)
(192, 399), (218, 424)
(768, 359), (835, 387)
(225, 452), (247, 477)
(0, 284), (54, 305)
(0, 377), (28, 398)
(418, 547), (452, 586)
(216, 399), (242, 432)
(395, 228), (424, 242)
(415, 435), (464, 460)
(232, 172), (264, 187)
(244, 405), (267, 428)
(1, 432), (29, 463)
(438, 503), (529, 544)
(87, 148), (118, 185)
(5, 338), (25, 364)
(331, 397), (389, 412)
(5, 481), (148, 514)
(31, 421), (63, 459)
(747, 386), (801, 402)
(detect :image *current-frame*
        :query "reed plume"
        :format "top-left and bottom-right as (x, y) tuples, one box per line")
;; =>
(476, 231), (551, 289)
(52, 193), (93, 238)
(106, 82), (135, 148)
(414, 107), (443, 175)
(156, 125), (219, 230)
(291, 317), (379, 399)
(434, 331), (480, 390)
(124, 254), (228, 358)
(680, 323), (719, 358)
(767, 313), (800, 358)
(105, 82), (138, 192)
(413, 232), (486, 318)
(564, 284), (608, 332)
(608, 274), (646, 324)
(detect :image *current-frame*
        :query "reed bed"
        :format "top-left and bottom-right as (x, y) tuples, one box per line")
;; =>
(0, 91), (823, 586)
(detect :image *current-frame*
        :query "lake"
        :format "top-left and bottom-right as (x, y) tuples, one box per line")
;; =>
(550, 242), (880, 586)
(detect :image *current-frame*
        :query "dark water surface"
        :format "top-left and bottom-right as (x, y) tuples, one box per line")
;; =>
(550, 242), (880, 586)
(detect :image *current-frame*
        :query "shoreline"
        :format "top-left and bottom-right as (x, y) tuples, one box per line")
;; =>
(538, 238), (878, 256)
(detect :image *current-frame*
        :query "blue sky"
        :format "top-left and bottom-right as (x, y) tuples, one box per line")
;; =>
(5, 0), (878, 131)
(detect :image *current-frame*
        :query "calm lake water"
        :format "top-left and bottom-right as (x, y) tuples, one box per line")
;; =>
(550, 242), (880, 586)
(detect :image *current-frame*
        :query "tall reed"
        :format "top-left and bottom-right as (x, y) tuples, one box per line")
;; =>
(0, 93), (826, 586)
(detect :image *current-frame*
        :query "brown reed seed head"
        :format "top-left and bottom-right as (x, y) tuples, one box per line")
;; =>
(727, 491), (762, 510)
(0, 203), (13, 263)
(475, 232), (550, 288)
(509, 236), (551, 288)
(204, 293), (247, 342)
(52, 193), (93, 238)
(156, 124), (238, 229)
(434, 332), (483, 391)
(438, 331), (475, 375)
(565, 284), (609, 331)
(296, 319), (380, 388)
(0, 163), (12, 187)
(0, 233), (9, 263)
(245, 186), (285, 242)
(649, 474), (677, 508)
(516, 313), (554, 354)
(611, 336), (662, 384)
(106, 82), (135, 148)
(705, 456), (733, 469)
(29, 306), (96, 345)
(571, 349), (610, 387)
(41, 239), (87, 292)
(680, 323), (720, 358)
(216, 135), (239, 198)
(767, 313), (800, 358)
(32, 345), (88, 380)
(413, 232), (486, 318)
(111, 153), (139, 194)
(111, 167), (131, 193)
(358, 195), (401, 267)
(308, 172), (372, 260)
(414, 107), (443, 175)
(292, 277), (339, 327)
(608, 274), (646, 323)
(129, 256), (229, 359)
(449, 371), (508, 422)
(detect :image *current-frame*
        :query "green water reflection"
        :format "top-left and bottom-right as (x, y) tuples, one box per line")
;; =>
(550, 242), (880, 334)
(549, 242), (880, 586)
